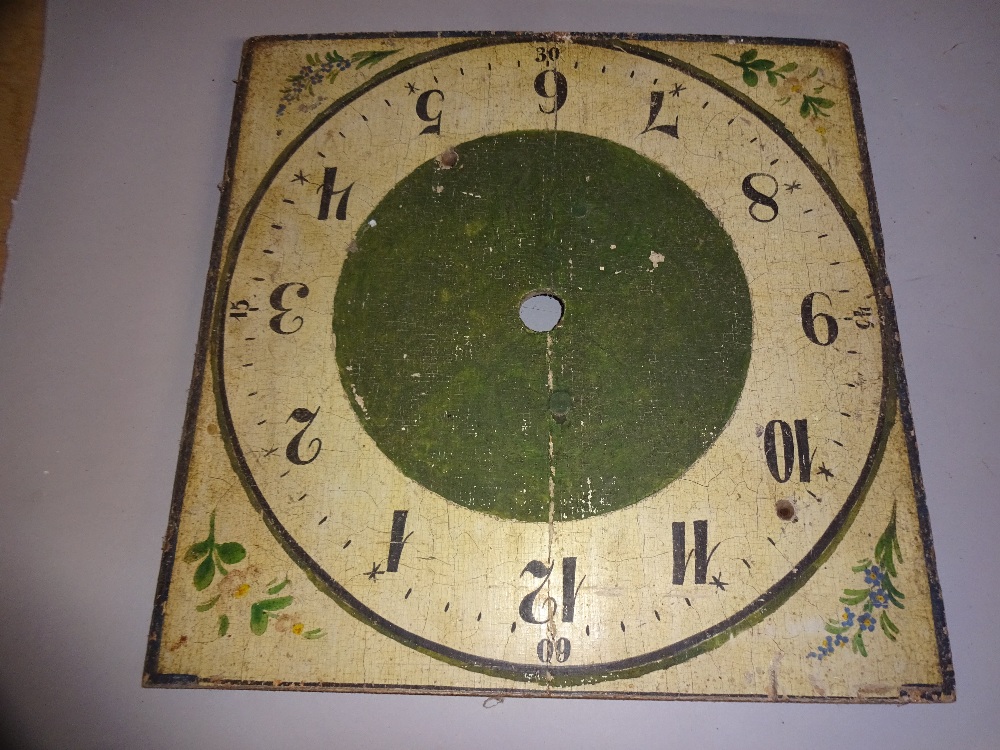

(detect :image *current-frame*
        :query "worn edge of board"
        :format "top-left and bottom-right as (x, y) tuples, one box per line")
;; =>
(142, 31), (955, 702)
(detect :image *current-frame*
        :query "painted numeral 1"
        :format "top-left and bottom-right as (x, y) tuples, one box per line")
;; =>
(386, 510), (410, 572)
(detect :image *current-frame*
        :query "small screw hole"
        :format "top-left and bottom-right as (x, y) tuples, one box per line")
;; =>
(775, 498), (797, 522)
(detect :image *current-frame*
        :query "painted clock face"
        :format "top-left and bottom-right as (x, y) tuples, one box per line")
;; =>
(216, 38), (886, 684)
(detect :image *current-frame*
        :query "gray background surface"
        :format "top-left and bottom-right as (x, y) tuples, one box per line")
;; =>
(1, 1), (996, 747)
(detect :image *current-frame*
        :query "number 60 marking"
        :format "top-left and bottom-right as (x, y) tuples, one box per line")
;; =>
(537, 637), (571, 663)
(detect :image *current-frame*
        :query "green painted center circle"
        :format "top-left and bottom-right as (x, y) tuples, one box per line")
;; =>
(333, 131), (752, 522)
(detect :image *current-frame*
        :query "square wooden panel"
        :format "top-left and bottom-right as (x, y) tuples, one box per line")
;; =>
(144, 32), (953, 702)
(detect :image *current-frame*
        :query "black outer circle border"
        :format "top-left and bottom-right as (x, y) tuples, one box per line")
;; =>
(208, 33), (893, 686)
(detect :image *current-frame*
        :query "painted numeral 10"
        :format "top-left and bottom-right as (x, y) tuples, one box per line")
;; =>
(763, 418), (812, 483)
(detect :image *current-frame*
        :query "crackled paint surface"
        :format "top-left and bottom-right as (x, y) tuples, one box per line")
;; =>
(145, 33), (953, 702)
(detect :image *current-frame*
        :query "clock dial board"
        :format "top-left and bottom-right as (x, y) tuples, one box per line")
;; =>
(145, 33), (953, 701)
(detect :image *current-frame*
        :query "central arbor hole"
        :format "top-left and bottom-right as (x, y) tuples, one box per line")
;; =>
(519, 293), (564, 332)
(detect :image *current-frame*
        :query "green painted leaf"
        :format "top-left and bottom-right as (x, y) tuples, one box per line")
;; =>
(216, 541), (246, 565)
(352, 49), (401, 70)
(255, 595), (294, 613)
(250, 604), (270, 635)
(740, 49), (758, 63)
(776, 62), (798, 72)
(710, 53), (740, 66)
(853, 631), (868, 657)
(183, 539), (211, 563)
(743, 69), (758, 87)
(766, 71), (778, 86)
(267, 578), (290, 595)
(196, 594), (221, 612)
(824, 622), (849, 635)
(218, 614), (229, 637)
(748, 59), (775, 71)
(303, 629), (326, 639)
(193, 552), (215, 591)
(813, 98), (835, 108)
(799, 98), (811, 118)
(839, 589), (869, 605)
(880, 611), (900, 641)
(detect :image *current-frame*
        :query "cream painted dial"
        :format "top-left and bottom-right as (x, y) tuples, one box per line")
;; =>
(216, 37), (886, 684)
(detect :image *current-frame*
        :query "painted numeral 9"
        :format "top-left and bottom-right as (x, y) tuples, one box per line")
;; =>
(801, 292), (839, 346)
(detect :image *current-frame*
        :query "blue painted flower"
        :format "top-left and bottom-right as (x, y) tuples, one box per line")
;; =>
(869, 588), (890, 609)
(840, 607), (855, 627)
(863, 565), (884, 587)
(835, 634), (849, 648)
(336, 59), (352, 71)
(857, 612), (876, 632)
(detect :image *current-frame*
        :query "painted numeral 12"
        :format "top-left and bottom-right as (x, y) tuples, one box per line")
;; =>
(519, 557), (581, 623)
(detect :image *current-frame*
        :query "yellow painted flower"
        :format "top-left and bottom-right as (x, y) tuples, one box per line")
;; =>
(234, 583), (251, 598)
(292, 623), (305, 635)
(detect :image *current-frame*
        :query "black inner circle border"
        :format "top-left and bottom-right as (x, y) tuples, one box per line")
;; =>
(209, 33), (892, 687)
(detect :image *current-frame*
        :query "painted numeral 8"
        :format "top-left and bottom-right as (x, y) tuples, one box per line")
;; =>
(742, 172), (780, 222)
